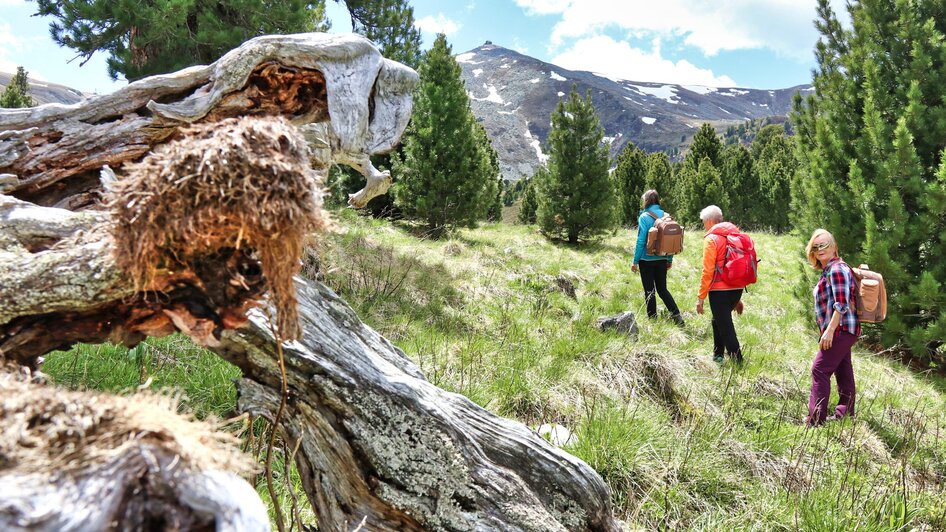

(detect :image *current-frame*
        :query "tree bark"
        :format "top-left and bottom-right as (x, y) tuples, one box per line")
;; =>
(215, 280), (621, 531)
(0, 32), (620, 531)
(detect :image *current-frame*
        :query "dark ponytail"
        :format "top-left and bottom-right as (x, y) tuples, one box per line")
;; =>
(641, 189), (660, 210)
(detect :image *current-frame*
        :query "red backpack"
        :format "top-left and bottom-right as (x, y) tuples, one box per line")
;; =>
(714, 232), (758, 288)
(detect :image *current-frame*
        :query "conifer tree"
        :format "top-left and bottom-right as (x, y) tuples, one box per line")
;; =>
(612, 142), (648, 226)
(0, 67), (35, 108)
(475, 121), (503, 221)
(793, 0), (946, 356)
(687, 123), (724, 169)
(720, 144), (756, 227)
(645, 152), (675, 211)
(753, 131), (796, 232)
(536, 86), (614, 243)
(518, 174), (539, 224)
(392, 34), (492, 236)
(31, 0), (330, 80)
(336, 0), (421, 68)
(678, 157), (728, 225)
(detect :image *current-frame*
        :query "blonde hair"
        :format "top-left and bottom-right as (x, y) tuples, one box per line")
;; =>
(805, 228), (837, 269)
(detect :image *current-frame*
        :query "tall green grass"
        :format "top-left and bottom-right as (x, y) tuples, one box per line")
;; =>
(44, 210), (946, 529)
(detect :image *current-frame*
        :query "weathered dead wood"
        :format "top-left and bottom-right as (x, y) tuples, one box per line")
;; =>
(0, 373), (267, 532)
(0, 32), (621, 532)
(214, 280), (621, 532)
(0, 33), (416, 209)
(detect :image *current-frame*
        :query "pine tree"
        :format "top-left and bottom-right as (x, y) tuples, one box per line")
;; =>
(392, 34), (492, 236)
(720, 144), (756, 227)
(753, 131), (796, 232)
(679, 157), (728, 225)
(335, 0), (421, 68)
(612, 142), (648, 226)
(0, 67), (35, 108)
(793, 0), (946, 357)
(474, 120), (503, 221)
(536, 86), (614, 243)
(32, 0), (330, 80)
(518, 174), (539, 224)
(686, 123), (724, 169)
(645, 152), (675, 212)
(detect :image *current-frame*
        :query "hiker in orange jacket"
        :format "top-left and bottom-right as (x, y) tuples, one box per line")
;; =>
(696, 205), (745, 363)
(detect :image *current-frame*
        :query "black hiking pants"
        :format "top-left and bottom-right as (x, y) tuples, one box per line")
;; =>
(638, 259), (681, 319)
(709, 289), (743, 360)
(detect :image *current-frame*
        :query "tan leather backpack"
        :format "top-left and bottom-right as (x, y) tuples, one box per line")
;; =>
(851, 264), (887, 323)
(645, 212), (684, 256)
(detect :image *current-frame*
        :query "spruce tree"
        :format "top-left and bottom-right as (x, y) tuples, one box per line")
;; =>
(612, 142), (648, 226)
(793, 0), (946, 357)
(536, 86), (614, 243)
(392, 34), (491, 236)
(0, 67), (35, 108)
(32, 0), (330, 80)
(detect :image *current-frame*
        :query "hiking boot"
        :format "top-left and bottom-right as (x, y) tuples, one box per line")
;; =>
(713, 355), (724, 364)
(670, 314), (685, 327)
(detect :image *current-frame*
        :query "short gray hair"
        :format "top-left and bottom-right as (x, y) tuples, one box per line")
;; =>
(699, 205), (724, 222)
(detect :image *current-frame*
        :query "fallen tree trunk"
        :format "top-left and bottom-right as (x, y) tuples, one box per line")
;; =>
(217, 279), (620, 531)
(0, 32), (621, 531)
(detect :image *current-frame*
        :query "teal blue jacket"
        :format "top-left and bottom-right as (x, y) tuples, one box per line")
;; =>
(633, 204), (672, 264)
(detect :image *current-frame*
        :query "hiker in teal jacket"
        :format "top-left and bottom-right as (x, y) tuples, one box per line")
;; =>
(631, 190), (684, 325)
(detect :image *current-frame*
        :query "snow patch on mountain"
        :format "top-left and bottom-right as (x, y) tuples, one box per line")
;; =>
(524, 128), (548, 163)
(470, 84), (505, 104)
(472, 68), (483, 77)
(684, 85), (716, 95)
(630, 84), (679, 104)
(641, 117), (657, 125)
(456, 52), (480, 64)
(550, 71), (567, 81)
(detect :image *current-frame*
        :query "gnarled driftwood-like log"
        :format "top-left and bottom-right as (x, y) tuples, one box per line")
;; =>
(0, 32), (415, 209)
(0, 32), (620, 531)
(216, 280), (620, 531)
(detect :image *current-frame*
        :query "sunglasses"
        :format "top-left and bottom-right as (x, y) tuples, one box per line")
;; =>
(812, 241), (832, 251)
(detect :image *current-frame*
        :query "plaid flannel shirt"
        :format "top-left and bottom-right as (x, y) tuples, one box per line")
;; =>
(814, 257), (860, 337)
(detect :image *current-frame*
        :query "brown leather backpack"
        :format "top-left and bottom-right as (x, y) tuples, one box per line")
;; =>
(645, 212), (684, 256)
(851, 264), (887, 323)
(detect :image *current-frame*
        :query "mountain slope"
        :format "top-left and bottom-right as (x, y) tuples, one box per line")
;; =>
(0, 71), (86, 106)
(457, 42), (811, 181)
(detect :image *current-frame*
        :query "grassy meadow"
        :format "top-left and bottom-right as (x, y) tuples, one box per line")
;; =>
(44, 211), (946, 530)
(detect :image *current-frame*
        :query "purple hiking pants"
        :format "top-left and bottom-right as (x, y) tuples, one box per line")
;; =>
(807, 330), (857, 425)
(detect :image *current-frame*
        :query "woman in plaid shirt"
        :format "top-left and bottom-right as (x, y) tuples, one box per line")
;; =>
(804, 229), (860, 426)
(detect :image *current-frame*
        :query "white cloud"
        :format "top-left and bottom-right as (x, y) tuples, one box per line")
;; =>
(552, 35), (736, 86)
(0, 0), (27, 5)
(515, 0), (849, 60)
(0, 22), (46, 79)
(414, 14), (461, 36)
(515, 0), (572, 15)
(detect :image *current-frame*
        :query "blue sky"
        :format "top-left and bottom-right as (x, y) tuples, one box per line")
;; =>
(2, 0), (846, 94)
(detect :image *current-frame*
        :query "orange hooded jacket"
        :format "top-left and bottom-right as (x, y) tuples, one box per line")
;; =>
(698, 221), (743, 300)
